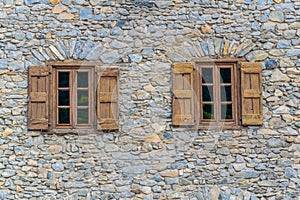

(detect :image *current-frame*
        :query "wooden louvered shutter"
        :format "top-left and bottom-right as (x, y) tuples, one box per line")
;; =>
(172, 63), (195, 126)
(97, 68), (119, 130)
(28, 66), (49, 130)
(241, 62), (263, 125)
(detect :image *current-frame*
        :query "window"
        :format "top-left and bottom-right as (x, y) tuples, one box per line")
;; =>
(196, 62), (238, 127)
(54, 67), (94, 130)
(172, 60), (262, 129)
(28, 64), (119, 133)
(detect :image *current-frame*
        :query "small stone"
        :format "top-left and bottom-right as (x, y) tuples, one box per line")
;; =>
(277, 40), (291, 49)
(14, 30), (25, 40)
(52, 161), (64, 171)
(273, 0), (281, 3)
(145, 134), (161, 143)
(216, 147), (230, 155)
(160, 169), (178, 177)
(143, 84), (155, 92)
(294, 136), (300, 143)
(286, 49), (300, 57)
(58, 13), (74, 20)
(269, 49), (285, 56)
(110, 41), (126, 49)
(274, 105), (289, 114)
(200, 24), (211, 34)
(265, 59), (278, 69)
(140, 186), (152, 194)
(165, 177), (179, 184)
(100, 51), (120, 64)
(282, 114), (293, 123)
(53, 5), (66, 13)
(2, 128), (13, 137)
(233, 163), (246, 172)
(137, 91), (150, 100)
(27, 159), (38, 166)
(50, 0), (60, 4)
(210, 187), (220, 200)
(267, 138), (284, 148)
(246, 50), (268, 61)
(269, 11), (284, 22)
(285, 136), (294, 143)
(49, 45), (65, 60)
(195, 192), (204, 200)
(80, 8), (92, 20)
(2, 170), (15, 178)
(128, 54), (142, 63)
(269, 69), (290, 82)
(285, 167), (297, 178)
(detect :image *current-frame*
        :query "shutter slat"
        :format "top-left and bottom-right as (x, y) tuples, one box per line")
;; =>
(30, 92), (47, 102)
(28, 66), (49, 131)
(173, 90), (193, 98)
(241, 62), (263, 125)
(243, 90), (261, 98)
(172, 63), (195, 126)
(97, 68), (119, 131)
(99, 92), (118, 102)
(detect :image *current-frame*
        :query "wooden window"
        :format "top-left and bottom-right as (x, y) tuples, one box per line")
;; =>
(28, 64), (119, 133)
(196, 62), (238, 128)
(53, 67), (94, 130)
(172, 61), (262, 129)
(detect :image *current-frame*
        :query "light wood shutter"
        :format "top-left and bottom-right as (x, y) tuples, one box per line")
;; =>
(172, 63), (195, 126)
(241, 62), (263, 125)
(28, 66), (49, 130)
(97, 68), (119, 130)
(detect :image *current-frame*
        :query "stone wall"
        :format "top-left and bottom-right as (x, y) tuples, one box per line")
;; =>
(0, 0), (299, 199)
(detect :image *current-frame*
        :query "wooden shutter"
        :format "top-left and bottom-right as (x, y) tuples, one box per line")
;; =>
(172, 63), (195, 126)
(241, 62), (263, 125)
(97, 68), (119, 130)
(28, 66), (49, 130)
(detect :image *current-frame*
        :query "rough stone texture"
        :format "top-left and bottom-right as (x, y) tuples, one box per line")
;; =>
(0, 1), (299, 199)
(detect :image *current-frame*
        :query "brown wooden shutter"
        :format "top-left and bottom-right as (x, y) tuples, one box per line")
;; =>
(172, 63), (195, 126)
(97, 68), (119, 130)
(28, 66), (49, 130)
(241, 62), (263, 125)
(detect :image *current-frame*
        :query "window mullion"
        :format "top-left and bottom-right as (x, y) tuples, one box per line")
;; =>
(72, 70), (76, 129)
(215, 65), (220, 123)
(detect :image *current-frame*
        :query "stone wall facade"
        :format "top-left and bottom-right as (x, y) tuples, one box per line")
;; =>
(0, 0), (299, 199)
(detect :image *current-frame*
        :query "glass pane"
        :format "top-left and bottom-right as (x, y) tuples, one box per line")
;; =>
(77, 109), (89, 124)
(58, 90), (70, 106)
(58, 108), (70, 124)
(202, 68), (213, 83)
(221, 86), (232, 102)
(58, 72), (69, 87)
(203, 104), (214, 119)
(77, 72), (88, 88)
(220, 68), (231, 83)
(221, 104), (232, 119)
(202, 86), (213, 102)
(77, 90), (88, 106)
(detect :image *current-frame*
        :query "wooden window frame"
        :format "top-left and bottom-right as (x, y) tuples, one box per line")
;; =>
(195, 60), (240, 129)
(50, 66), (95, 133)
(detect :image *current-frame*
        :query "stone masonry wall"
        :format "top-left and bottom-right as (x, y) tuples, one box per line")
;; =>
(0, 0), (299, 199)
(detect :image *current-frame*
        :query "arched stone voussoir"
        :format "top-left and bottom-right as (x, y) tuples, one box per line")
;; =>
(25, 39), (110, 64)
(165, 37), (257, 62)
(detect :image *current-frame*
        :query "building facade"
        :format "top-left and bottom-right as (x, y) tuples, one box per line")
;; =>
(0, 0), (299, 199)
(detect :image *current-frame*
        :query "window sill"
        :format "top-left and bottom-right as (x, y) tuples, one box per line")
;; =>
(198, 125), (242, 130)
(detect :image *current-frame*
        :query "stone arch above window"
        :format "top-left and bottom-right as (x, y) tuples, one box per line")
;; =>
(25, 39), (120, 66)
(164, 38), (259, 62)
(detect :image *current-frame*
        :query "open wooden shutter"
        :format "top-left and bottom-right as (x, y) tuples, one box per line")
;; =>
(28, 66), (49, 130)
(241, 62), (263, 125)
(172, 63), (195, 126)
(97, 68), (119, 130)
